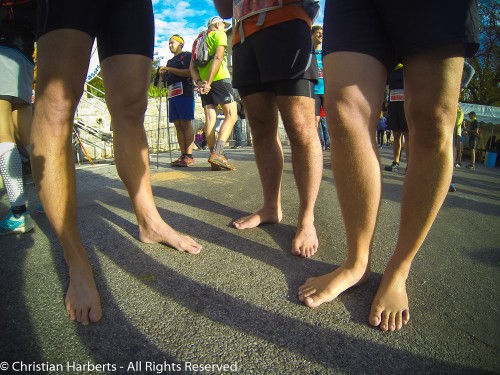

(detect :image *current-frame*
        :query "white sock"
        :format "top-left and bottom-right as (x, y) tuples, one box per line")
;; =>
(0, 142), (25, 207)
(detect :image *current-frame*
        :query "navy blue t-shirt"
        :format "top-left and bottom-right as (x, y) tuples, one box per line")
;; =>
(166, 51), (194, 98)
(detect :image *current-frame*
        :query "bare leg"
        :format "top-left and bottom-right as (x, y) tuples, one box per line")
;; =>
(203, 105), (217, 149)
(299, 52), (386, 305)
(100, 55), (202, 254)
(31, 30), (102, 325)
(233, 93), (322, 257)
(233, 92), (283, 228)
(217, 101), (238, 143)
(392, 131), (403, 163)
(173, 119), (194, 155)
(12, 105), (32, 147)
(277, 96), (322, 258)
(0, 100), (15, 143)
(368, 45), (465, 331)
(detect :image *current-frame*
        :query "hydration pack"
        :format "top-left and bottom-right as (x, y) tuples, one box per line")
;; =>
(191, 30), (214, 67)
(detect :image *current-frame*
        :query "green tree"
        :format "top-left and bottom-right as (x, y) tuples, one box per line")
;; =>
(84, 52), (165, 98)
(461, 1), (500, 106)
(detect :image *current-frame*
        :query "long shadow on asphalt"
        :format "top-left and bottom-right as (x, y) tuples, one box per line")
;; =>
(70, 201), (489, 373)
(29, 210), (185, 370)
(0, 226), (42, 364)
(3, 163), (496, 373)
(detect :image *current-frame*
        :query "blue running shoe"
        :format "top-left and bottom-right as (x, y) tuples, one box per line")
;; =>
(36, 203), (45, 214)
(0, 210), (34, 235)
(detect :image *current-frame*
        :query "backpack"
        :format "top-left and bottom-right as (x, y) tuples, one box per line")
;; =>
(191, 30), (214, 68)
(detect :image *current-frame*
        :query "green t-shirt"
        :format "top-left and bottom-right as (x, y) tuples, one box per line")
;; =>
(197, 30), (231, 82)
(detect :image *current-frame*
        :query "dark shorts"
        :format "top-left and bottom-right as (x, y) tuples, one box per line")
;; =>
(168, 95), (195, 123)
(200, 79), (235, 107)
(232, 19), (318, 98)
(387, 101), (408, 132)
(37, 0), (154, 61)
(469, 135), (478, 150)
(323, 0), (480, 72)
(313, 94), (324, 116)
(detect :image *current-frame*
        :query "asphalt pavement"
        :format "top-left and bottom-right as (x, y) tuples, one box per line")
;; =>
(1, 145), (499, 374)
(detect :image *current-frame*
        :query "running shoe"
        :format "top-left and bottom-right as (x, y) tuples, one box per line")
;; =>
(449, 183), (457, 192)
(208, 152), (236, 171)
(179, 156), (195, 167)
(171, 156), (184, 167)
(384, 161), (399, 172)
(171, 155), (195, 167)
(36, 203), (45, 214)
(466, 164), (475, 170)
(0, 210), (34, 235)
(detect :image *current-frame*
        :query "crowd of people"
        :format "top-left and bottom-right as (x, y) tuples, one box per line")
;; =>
(1, 0), (480, 332)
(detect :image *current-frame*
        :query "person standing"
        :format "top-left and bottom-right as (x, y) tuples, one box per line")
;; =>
(31, 0), (202, 325)
(318, 105), (330, 150)
(189, 16), (238, 171)
(466, 111), (479, 169)
(384, 64), (409, 172)
(0, 0), (37, 235)
(298, 0), (479, 331)
(159, 35), (196, 167)
(312, 25), (326, 149)
(232, 96), (245, 148)
(213, 0), (322, 258)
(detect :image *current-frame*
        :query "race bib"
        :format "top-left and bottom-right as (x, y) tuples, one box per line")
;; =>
(233, 0), (283, 22)
(389, 89), (405, 102)
(168, 82), (184, 98)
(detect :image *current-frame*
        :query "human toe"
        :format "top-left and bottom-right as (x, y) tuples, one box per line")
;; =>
(369, 305), (383, 328)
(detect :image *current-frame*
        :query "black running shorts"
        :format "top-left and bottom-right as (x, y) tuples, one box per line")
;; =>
(200, 79), (235, 107)
(323, 0), (480, 72)
(232, 19), (318, 98)
(37, 0), (154, 61)
(387, 101), (408, 132)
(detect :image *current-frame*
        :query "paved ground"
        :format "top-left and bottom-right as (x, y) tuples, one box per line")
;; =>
(1, 146), (499, 374)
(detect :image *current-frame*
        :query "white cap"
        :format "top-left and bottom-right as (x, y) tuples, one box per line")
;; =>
(207, 16), (231, 29)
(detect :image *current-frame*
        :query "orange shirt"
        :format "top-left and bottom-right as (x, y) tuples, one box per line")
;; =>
(233, 1), (311, 46)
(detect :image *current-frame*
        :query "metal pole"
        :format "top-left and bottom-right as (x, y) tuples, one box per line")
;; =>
(156, 92), (162, 169)
(165, 92), (173, 163)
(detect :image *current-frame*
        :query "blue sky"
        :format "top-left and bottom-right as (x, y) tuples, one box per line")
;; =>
(152, 0), (326, 63)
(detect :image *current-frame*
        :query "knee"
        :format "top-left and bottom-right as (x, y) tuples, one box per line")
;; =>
(223, 103), (238, 123)
(406, 102), (456, 144)
(107, 93), (148, 123)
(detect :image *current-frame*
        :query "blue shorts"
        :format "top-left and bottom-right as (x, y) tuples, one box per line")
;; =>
(168, 95), (195, 123)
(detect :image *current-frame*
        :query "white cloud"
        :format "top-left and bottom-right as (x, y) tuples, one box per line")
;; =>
(153, 1), (326, 63)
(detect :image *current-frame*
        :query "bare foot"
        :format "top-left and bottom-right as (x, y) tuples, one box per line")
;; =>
(298, 263), (369, 308)
(292, 223), (318, 258)
(232, 207), (282, 230)
(65, 261), (102, 325)
(139, 220), (202, 254)
(369, 272), (410, 331)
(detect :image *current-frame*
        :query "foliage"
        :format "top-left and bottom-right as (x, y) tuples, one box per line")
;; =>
(84, 52), (165, 99)
(461, 1), (500, 106)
